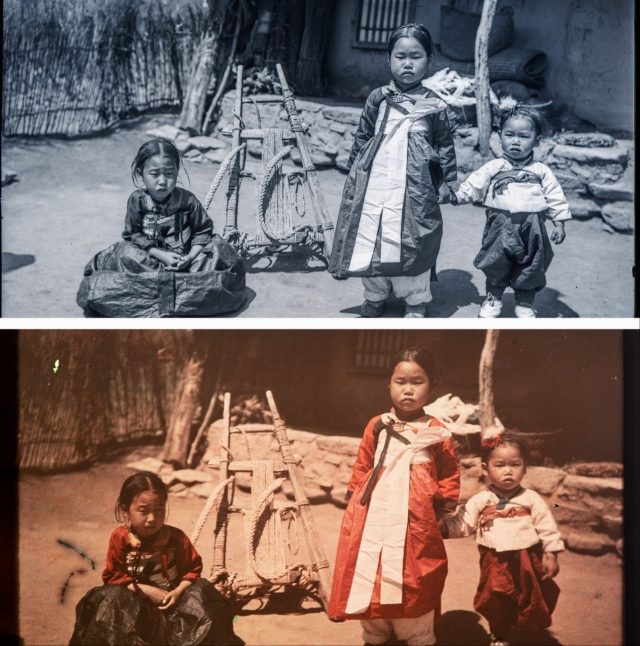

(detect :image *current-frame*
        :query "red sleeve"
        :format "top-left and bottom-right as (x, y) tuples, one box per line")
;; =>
(431, 420), (460, 512)
(174, 528), (202, 585)
(347, 416), (380, 495)
(102, 526), (133, 586)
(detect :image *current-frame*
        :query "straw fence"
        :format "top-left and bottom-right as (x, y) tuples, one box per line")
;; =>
(18, 330), (196, 471)
(2, 0), (206, 137)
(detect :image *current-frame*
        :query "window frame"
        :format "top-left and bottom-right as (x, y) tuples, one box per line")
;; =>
(351, 0), (418, 50)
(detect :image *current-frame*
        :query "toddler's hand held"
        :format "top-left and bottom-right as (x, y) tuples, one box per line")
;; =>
(541, 552), (560, 579)
(437, 183), (452, 204)
(550, 221), (566, 244)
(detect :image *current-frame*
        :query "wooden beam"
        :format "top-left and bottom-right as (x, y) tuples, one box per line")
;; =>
(475, 0), (498, 158)
(240, 129), (296, 142)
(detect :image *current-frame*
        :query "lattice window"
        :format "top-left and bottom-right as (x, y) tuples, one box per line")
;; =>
(354, 0), (416, 48)
(351, 330), (417, 373)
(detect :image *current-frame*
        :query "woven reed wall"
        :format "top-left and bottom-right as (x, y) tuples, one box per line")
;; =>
(18, 330), (198, 471)
(2, 0), (205, 137)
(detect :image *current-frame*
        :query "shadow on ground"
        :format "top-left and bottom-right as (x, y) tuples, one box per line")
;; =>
(243, 246), (328, 274)
(435, 610), (490, 645)
(434, 610), (563, 646)
(339, 269), (483, 318)
(2, 252), (35, 273)
(234, 587), (324, 617)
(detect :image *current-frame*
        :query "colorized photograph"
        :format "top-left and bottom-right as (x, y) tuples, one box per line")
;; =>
(18, 329), (625, 644)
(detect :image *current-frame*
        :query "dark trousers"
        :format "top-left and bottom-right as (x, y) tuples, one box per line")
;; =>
(486, 281), (536, 305)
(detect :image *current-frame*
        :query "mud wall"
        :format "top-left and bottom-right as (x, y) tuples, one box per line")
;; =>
(324, 0), (633, 134)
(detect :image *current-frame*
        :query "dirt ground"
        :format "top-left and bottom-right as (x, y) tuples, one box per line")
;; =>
(19, 445), (623, 646)
(2, 113), (635, 318)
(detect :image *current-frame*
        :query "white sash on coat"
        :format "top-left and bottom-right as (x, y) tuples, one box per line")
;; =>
(348, 96), (448, 273)
(345, 414), (451, 614)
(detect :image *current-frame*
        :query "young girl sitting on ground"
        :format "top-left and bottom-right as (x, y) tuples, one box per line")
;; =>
(451, 100), (571, 318)
(329, 348), (460, 645)
(441, 434), (564, 646)
(70, 471), (243, 645)
(329, 24), (457, 318)
(76, 138), (246, 317)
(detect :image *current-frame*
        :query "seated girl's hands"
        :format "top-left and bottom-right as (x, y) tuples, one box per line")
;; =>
(149, 248), (184, 270)
(131, 583), (166, 605)
(159, 580), (193, 611)
(541, 552), (560, 579)
(550, 221), (566, 244)
(437, 182), (452, 204)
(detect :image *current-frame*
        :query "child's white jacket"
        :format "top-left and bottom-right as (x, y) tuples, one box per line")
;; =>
(455, 158), (572, 222)
(444, 486), (565, 553)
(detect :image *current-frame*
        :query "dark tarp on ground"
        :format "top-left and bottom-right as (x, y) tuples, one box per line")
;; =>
(77, 236), (246, 318)
(69, 580), (244, 645)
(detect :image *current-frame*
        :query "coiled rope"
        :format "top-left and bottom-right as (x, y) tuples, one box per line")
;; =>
(190, 476), (235, 547)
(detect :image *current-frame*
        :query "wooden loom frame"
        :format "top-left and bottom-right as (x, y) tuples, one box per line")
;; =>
(215, 64), (335, 263)
(192, 391), (333, 613)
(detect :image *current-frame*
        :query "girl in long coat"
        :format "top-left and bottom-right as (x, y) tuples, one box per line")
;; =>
(329, 24), (457, 318)
(329, 348), (460, 645)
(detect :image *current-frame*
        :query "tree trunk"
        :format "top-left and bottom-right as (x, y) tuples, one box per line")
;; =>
(478, 329), (501, 436)
(474, 0), (498, 157)
(295, 0), (336, 95)
(162, 354), (205, 467)
(179, 31), (219, 134)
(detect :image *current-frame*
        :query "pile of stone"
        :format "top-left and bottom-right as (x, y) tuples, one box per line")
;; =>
(127, 419), (623, 557)
(125, 455), (218, 499)
(146, 94), (633, 236)
(145, 124), (230, 164)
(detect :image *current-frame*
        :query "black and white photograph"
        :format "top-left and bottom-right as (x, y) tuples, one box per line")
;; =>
(1, 0), (635, 318)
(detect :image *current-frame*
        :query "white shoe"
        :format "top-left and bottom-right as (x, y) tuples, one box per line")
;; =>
(478, 294), (503, 318)
(515, 303), (536, 318)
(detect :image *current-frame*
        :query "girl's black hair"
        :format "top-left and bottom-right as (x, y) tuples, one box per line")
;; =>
(498, 102), (550, 139)
(115, 471), (168, 521)
(388, 346), (439, 387)
(481, 432), (530, 465)
(131, 137), (188, 186)
(387, 23), (434, 58)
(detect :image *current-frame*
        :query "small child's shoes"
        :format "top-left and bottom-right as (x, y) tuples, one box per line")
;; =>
(514, 303), (536, 318)
(478, 294), (503, 318)
(404, 302), (427, 318)
(361, 300), (385, 317)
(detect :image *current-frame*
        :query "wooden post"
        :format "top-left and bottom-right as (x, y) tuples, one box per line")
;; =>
(224, 65), (244, 236)
(266, 390), (332, 612)
(211, 392), (232, 580)
(478, 330), (502, 436)
(275, 63), (335, 259)
(201, 9), (242, 136)
(475, 0), (498, 157)
(161, 355), (204, 467)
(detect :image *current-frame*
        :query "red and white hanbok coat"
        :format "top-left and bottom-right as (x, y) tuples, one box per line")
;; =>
(329, 411), (460, 621)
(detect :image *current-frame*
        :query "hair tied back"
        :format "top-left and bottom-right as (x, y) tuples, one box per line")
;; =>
(481, 433), (502, 450)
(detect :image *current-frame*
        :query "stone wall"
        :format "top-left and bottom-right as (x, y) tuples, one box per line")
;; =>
(214, 92), (635, 234)
(125, 421), (624, 557)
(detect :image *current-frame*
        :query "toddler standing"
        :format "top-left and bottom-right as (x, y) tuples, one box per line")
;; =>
(452, 101), (571, 318)
(441, 434), (564, 646)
